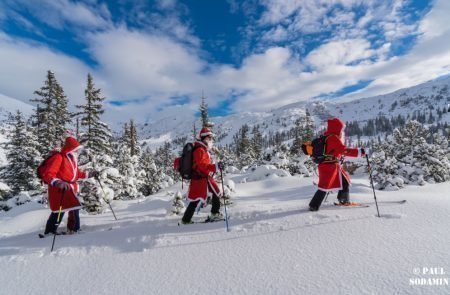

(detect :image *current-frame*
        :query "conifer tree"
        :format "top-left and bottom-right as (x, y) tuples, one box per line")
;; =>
(129, 119), (139, 156)
(237, 124), (255, 168)
(137, 147), (163, 196)
(31, 70), (71, 155)
(0, 111), (42, 195)
(199, 93), (214, 128)
(251, 125), (263, 162)
(114, 128), (141, 199)
(290, 117), (303, 155)
(75, 73), (113, 163)
(169, 191), (185, 215)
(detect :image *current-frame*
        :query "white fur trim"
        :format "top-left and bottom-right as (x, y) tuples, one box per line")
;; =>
(357, 148), (362, 158)
(208, 179), (222, 197)
(200, 131), (213, 137)
(66, 152), (78, 182)
(187, 196), (207, 203)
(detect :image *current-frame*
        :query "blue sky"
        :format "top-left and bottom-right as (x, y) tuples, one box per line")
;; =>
(0, 0), (449, 123)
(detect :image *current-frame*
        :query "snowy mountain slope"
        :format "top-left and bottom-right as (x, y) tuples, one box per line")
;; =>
(138, 76), (450, 148)
(1, 172), (449, 294)
(0, 94), (35, 166)
(0, 93), (34, 122)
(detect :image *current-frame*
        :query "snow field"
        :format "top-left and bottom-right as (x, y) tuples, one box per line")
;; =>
(1, 172), (450, 295)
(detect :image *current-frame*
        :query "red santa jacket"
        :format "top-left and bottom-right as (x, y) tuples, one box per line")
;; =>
(317, 118), (362, 191)
(41, 137), (88, 212)
(187, 141), (221, 202)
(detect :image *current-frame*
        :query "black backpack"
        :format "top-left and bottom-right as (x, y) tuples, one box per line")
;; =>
(302, 135), (333, 164)
(178, 143), (198, 180)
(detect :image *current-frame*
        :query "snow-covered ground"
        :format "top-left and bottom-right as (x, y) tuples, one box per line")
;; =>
(1, 172), (449, 295)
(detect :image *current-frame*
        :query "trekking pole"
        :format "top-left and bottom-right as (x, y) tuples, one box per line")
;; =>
(51, 191), (64, 252)
(323, 192), (330, 203)
(365, 154), (380, 217)
(95, 176), (118, 221)
(220, 169), (230, 232)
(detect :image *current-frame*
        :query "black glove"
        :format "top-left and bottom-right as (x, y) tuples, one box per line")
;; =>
(217, 161), (225, 171)
(53, 180), (71, 191)
(89, 170), (100, 178)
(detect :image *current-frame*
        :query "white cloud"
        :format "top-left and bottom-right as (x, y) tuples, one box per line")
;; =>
(0, 33), (92, 108)
(261, 26), (289, 42)
(5, 0), (111, 30)
(419, 0), (450, 39)
(86, 27), (205, 99)
(0, 0), (449, 127)
(306, 39), (375, 69)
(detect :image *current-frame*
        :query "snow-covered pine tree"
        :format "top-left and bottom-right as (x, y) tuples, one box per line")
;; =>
(137, 147), (163, 196)
(302, 109), (315, 141)
(237, 124), (255, 168)
(251, 125), (263, 163)
(169, 191), (185, 215)
(129, 119), (140, 157)
(75, 73), (113, 163)
(74, 74), (115, 213)
(154, 142), (176, 179)
(54, 83), (72, 144)
(0, 111), (42, 196)
(371, 120), (450, 189)
(114, 123), (141, 199)
(416, 133), (450, 183)
(30, 70), (71, 155)
(199, 93), (209, 128)
(290, 117), (303, 156)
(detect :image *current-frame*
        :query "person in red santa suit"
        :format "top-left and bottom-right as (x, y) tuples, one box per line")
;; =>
(181, 127), (225, 224)
(309, 118), (366, 211)
(41, 136), (99, 235)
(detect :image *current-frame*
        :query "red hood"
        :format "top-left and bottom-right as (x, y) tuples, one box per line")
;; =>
(61, 136), (82, 154)
(194, 141), (208, 150)
(324, 118), (345, 136)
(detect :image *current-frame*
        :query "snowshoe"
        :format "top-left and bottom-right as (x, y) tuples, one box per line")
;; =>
(208, 212), (224, 221)
(38, 231), (66, 238)
(333, 202), (369, 208)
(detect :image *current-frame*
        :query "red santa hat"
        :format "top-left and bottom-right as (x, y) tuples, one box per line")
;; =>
(199, 127), (214, 140)
(61, 136), (83, 154)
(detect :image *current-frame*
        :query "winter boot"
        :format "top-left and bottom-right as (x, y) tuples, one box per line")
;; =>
(209, 212), (224, 221)
(309, 190), (327, 210)
(337, 191), (350, 205)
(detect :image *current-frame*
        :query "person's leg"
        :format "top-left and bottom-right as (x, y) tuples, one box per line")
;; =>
(67, 211), (75, 232)
(73, 209), (80, 232)
(182, 200), (199, 223)
(44, 212), (65, 234)
(309, 190), (327, 211)
(337, 176), (350, 204)
(67, 210), (81, 232)
(210, 194), (221, 214)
